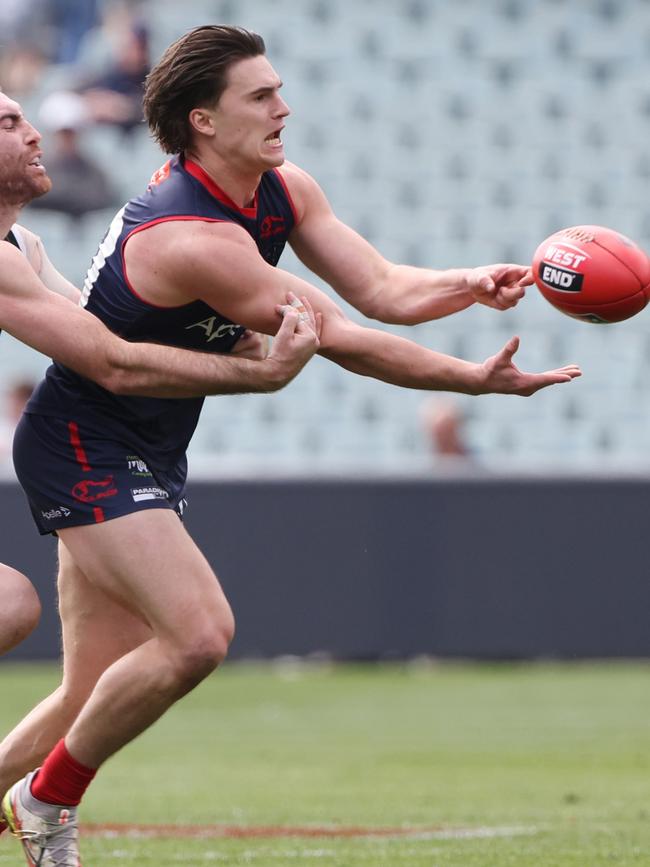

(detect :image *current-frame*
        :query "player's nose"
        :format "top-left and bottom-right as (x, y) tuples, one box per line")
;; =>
(24, 121), (42, 144)
(275, 95), (290, 118)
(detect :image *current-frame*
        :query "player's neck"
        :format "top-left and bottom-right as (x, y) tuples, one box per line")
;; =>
(185, 149), (261, 209)
(0, 203), (22, 239)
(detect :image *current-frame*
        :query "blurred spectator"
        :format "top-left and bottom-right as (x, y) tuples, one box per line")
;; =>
(419, 396), (473, 465)
(0, 0), (100, 95)
(48, 0), (101, 65)
(79, 19), (151, 134)
(0, 42), (49, 99)
(27, 91), (117, 220)
(0, 0), (49, 59)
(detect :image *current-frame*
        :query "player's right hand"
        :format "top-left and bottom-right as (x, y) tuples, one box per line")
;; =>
(478, 336), (582, 396)
(262, 292), (321, 389)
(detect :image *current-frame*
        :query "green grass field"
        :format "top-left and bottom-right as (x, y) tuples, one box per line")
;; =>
(0, 660), (648, 866)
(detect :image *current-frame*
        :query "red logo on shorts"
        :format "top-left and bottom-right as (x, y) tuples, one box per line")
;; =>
(72, 476), (118, 503)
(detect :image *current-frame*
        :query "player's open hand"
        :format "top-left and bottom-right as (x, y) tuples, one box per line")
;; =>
(263, 292), (321, 389)
(479, 336), (582, 396)
(467, 264), (534, 311)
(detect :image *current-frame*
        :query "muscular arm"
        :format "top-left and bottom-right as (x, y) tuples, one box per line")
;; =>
(125, 220), (580, 397)
(282, 163), (531, 324)
(0, 242), (317, 397)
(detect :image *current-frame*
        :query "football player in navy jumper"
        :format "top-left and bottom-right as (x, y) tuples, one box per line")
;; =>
(1, 27), (580, 864)
(0, 85), (319, 789)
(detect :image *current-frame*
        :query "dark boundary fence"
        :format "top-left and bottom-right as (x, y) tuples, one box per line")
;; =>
(2, 476), (648, 661)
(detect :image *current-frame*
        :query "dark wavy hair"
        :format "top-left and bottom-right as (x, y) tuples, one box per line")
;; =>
(143, 25), (266, 154)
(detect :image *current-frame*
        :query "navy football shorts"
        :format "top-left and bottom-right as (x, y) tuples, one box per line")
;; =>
(13, 413), (188, 535)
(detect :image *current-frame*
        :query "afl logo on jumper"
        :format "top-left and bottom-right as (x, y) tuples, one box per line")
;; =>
(72, 476), (118, 503)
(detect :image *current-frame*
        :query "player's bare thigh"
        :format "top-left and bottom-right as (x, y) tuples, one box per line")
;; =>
(0, 563), (41, 655)
(57, 510), (235, 657)
(57, 540), (153, 693)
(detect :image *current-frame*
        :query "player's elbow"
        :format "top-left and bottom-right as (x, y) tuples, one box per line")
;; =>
(351, 280), (418, 326)
(101, 370), (139, 394)
(93, 346), (139, 394)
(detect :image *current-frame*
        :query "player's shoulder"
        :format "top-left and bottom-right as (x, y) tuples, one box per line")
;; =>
(0, 237), (39, 295)
(0, 236), (28, 263)
(10, 224), (42, 268)
(275, 161), (329, 221)
(126, 211), (254, 268)
(276, 160), (318, 190)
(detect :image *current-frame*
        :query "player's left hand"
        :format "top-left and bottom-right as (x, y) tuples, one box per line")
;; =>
(467, 264), (534, 311)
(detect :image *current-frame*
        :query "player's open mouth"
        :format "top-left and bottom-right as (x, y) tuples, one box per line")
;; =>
(265, 130), (283, 146)
(28, 155), (46, 172)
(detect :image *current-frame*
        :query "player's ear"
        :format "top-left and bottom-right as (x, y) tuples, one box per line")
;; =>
(188, 108), (215, 138)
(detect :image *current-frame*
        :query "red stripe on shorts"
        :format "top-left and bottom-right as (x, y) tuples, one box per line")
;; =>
(93, 507), (105, 523)
(68, 422), (91, 472)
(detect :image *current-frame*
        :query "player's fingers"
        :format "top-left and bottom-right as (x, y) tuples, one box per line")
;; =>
(518, 268), (535, 286)
(275, 305), (299, 330)
(285, 290), (309, 317)
(522, 368), (582, 394)
(499, 335), (520, 360)
(500, 282), (526, 300)
(298, 294), (318, 330)
(478, 275), (496, 294)
(546, 365), (582, 378)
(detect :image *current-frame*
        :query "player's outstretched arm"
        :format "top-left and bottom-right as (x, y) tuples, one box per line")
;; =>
(0, 242), (319, 397)
(141, 221), (580, 398)
(318, 319), (580, 396)
(281, 163), (532, 324)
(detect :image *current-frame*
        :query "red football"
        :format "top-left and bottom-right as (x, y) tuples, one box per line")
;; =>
(532, 225), (650, 323)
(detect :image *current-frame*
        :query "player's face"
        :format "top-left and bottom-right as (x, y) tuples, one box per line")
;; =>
(0, 93), (51, 206)
(209, 55), (290, 171)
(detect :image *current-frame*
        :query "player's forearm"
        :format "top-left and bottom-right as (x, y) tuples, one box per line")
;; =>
(367, 265), (475, 325)
(320, 322), (484, 395)
(104, 340), (287, 397)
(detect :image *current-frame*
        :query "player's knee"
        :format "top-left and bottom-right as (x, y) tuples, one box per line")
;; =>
(174, 610), (235, 685)
(16, 586), (41, 642)
(0, 567), (41, 655)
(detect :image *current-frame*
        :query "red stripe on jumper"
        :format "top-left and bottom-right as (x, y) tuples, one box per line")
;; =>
(68, 421), (91, 471)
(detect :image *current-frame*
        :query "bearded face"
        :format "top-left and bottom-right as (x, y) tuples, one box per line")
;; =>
(0, 94), (52, 207)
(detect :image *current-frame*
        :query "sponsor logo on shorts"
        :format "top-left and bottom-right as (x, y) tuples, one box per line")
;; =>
(72, 476), (118, 503)
(40, 506), (72, 521)
(126, 455), (152, 478)
(131, 486), (169, 503)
